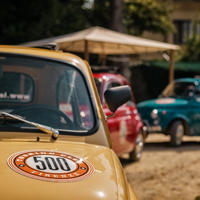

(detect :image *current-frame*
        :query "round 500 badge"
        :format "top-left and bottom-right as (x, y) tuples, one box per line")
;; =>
(7, 150), (94, 182)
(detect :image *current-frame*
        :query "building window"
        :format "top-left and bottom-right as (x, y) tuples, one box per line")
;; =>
(173, 20), (192, 44)
(174, 20), (200, 44)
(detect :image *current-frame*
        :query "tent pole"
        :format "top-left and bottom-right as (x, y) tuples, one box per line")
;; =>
(84, 40), (89, 61)
(102, 55), (106, 66)
(169, 49), (174, 83)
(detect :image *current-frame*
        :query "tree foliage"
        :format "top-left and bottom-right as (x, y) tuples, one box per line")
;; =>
(83, 0), (111, 29)
(0, 0), (89, 44)
(85, 0), (175, 36)
(0, 0), (175, 44)
(124, 0), (175, 36)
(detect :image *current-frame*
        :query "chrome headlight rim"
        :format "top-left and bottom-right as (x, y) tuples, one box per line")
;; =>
(151, 109), (158, 119)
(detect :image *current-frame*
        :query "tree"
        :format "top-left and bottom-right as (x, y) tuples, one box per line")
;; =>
(110, 0), (124, 32)
(0, 0), (175, 45)
(83, 0), (110, 29)
(124, 0), (175, 36)
(109, 0), (130, 79)
(85, 0), (175, 37)
(0, 0), (89, 44)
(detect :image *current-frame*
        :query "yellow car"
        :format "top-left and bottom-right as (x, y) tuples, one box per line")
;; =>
(0, 45), (138, 200)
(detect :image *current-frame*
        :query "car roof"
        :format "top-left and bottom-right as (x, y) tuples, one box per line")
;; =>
(175, 77), (200, 83)
(0, 45), (88, 73)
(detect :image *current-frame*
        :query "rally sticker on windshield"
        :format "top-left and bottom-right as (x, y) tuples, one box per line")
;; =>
(7, 150), (94, 182)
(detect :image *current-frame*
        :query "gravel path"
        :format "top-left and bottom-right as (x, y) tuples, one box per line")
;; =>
(120, 134), (200, 200)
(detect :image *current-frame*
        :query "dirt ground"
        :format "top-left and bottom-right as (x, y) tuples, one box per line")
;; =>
(120, 134), (200, 200)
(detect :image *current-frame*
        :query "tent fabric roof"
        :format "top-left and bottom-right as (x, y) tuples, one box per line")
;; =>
(21, 26), (180, 55)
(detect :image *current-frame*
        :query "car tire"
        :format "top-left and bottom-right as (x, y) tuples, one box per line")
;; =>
(169, 120), (184, 147)
(129, 129), (144, 162)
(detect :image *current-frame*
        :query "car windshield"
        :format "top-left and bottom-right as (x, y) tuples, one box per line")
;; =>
(161, 81), (196, 99)
(0, 55), (95, 135)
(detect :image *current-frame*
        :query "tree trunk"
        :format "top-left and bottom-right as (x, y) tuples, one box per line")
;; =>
(109, 0), (130, 80)
(110, 0), (124, 33)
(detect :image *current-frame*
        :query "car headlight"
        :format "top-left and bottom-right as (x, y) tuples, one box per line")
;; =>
(151, 109), (158, 119)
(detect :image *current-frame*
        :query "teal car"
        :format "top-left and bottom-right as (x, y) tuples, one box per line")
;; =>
(137, 78), (200, 146)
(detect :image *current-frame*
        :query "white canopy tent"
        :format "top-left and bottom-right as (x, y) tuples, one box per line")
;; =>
(21, 26), (180, 82)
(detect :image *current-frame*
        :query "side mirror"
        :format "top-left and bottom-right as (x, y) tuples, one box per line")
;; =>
(104, 85), (132, 118)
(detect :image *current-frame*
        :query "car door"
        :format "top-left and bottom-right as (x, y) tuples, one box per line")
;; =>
(190, 87), (200, 135)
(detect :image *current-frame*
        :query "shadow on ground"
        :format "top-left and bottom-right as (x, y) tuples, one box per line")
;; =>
(119, 139), (200, 167)
(144, 140), (200, 152)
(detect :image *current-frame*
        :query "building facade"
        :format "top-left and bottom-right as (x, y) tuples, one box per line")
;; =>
(143, 0), (200, 45)
(139, 0), (200, 60)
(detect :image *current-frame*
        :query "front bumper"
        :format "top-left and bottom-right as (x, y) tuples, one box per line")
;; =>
(142, 120), (162, 133)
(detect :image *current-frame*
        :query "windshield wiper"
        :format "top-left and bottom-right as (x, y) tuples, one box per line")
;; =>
(0, 112), (59, 141)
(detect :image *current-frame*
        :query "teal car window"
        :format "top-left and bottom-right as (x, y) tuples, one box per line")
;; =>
(161, 81), (195, 98)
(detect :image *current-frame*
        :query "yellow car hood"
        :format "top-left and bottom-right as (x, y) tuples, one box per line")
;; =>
(0, 139), (134, 200)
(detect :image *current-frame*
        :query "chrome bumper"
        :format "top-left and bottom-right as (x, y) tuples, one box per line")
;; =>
(142, 120), (162, 132)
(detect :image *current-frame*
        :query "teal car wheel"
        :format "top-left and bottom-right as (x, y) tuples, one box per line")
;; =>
(129, 129), (144, 162)
(169, 120), (184, 147)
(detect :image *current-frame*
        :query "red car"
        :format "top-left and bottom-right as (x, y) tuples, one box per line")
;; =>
(93, 68), (146, 162)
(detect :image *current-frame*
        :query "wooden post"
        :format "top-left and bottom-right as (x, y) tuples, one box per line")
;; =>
(169, 49), (174, 83)
(84, 40), (89, 61)
(102, 55), (106, 66)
